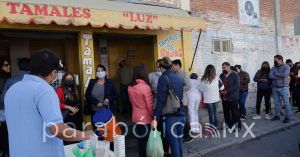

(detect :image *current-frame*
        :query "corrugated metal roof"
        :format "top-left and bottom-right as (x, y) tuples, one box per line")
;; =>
(2, 0), (190, 17)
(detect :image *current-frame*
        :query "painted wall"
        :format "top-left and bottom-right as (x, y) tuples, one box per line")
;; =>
(93, 37), (154, 83)
(191, 0), (300, 108)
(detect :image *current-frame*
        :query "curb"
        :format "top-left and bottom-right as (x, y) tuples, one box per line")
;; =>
(194, 119), (300, 157)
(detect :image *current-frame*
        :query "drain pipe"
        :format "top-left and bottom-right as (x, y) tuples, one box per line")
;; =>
(274, 0), (282, 54)
(189, 31), (201, 72)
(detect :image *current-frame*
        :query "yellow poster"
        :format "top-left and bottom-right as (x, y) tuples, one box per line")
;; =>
(78, 31), (95, 93)
(157, 30), (183, 61)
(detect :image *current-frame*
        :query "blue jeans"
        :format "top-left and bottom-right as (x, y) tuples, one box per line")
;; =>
(163, 115), (186, 157)
(272, 87), (292, 118)
(239, 91), (248, 115)
(206, 102), (220, 127)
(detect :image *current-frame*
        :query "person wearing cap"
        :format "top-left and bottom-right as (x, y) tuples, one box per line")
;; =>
(4, 50), (93, 157)
(117, 58), (133, 115)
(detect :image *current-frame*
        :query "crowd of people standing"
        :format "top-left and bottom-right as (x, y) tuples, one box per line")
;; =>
(0, 51), (299, 157)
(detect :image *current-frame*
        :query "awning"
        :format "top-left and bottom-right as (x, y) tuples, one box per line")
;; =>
(0, 1), (206, 31)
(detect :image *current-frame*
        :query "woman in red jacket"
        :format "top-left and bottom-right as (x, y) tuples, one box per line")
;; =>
(128, 64), (153, 157)
(56, 72), (81, 131)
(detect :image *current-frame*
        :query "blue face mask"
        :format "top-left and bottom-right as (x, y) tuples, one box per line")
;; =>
(96, 71), (106, 78)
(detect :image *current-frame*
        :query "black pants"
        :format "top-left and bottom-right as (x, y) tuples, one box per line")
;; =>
(0, 121), (9, 157)
(157, 117), (170, 155)
(135, 124), (150, 157)
(295, 85), (300, 111)
(120, 85), (132, 115)
(222, 100), (241, 128)
(256, 88), (272, 115)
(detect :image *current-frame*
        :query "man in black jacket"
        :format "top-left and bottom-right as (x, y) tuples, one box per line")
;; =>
(220, 62), (241, 130)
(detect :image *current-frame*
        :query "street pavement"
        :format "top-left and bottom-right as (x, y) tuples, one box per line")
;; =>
(184, 107), (300, 157)
(125, 107), (300, 157)
(206, 124), (300, 157)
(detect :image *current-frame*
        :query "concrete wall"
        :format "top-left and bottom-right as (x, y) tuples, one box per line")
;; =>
(191, 0), (300, 109)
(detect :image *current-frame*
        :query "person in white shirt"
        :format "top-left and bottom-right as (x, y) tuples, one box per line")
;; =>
(200, 65), (224, 128)
(187, 73), (202, 135)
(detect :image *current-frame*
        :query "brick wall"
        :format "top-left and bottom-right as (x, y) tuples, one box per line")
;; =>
(191, 0), (300, 108)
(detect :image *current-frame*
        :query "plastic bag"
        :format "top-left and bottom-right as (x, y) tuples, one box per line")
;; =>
(146, 129), (164, 157)
(72, 147), (94, 157)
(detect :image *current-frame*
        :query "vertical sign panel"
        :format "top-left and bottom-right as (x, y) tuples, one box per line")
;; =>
(79, 31), (95, 93)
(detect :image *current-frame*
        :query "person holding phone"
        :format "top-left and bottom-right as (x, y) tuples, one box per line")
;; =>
(56, 72), (81, 131)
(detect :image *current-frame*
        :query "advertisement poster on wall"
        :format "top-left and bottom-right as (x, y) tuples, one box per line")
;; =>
(158, 31), (183, 61)
(238, 0), (260, 27)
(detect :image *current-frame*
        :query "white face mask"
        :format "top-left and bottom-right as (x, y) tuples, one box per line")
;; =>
(50, 72), (57, 84)
(96, 71), (106, 78)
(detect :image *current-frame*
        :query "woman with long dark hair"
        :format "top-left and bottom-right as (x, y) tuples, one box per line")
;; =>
(200, 64), (224, 129)
(128, 64), (153, 157)
(253, 61), (272, 120)
(56, 72), (82, 130)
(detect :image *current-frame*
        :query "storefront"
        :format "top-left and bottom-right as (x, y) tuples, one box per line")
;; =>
(0, 1), (206, 122)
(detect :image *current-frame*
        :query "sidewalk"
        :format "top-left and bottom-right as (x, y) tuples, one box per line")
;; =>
(184, 107), (300, 157)
(125, 107), (300, 157)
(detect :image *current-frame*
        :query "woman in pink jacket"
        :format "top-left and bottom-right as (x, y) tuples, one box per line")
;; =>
(128, 64), (154, 157)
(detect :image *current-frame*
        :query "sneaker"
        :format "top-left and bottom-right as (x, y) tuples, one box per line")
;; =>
(283, 118), (290, 123)
(271, 116), (280, 121)
(240, 115), (246, 121)
(191, 132), (200, 137)
(265, 114), (271, 120)
(183, 136), (194, 143)
(252, 115), (261, 120)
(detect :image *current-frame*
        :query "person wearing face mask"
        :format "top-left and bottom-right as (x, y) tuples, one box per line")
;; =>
(149, 59), (170, 156)
(51, 61), (65, 89)
(148, 59), (162, 109)
(152, 57), (186, 157)
(220, 62), (241, 131)
(85, 64), (119, 128)
(234, 65), (250, 120)
(253, 61), (272, 120)
(269, 55), (292, 123)
(56, 73), (81, 132)
(293, 63), (300, 113)
(0, 59), (10, 157)
(286, 59), (297, 106)
(5, 50), (93, 157)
